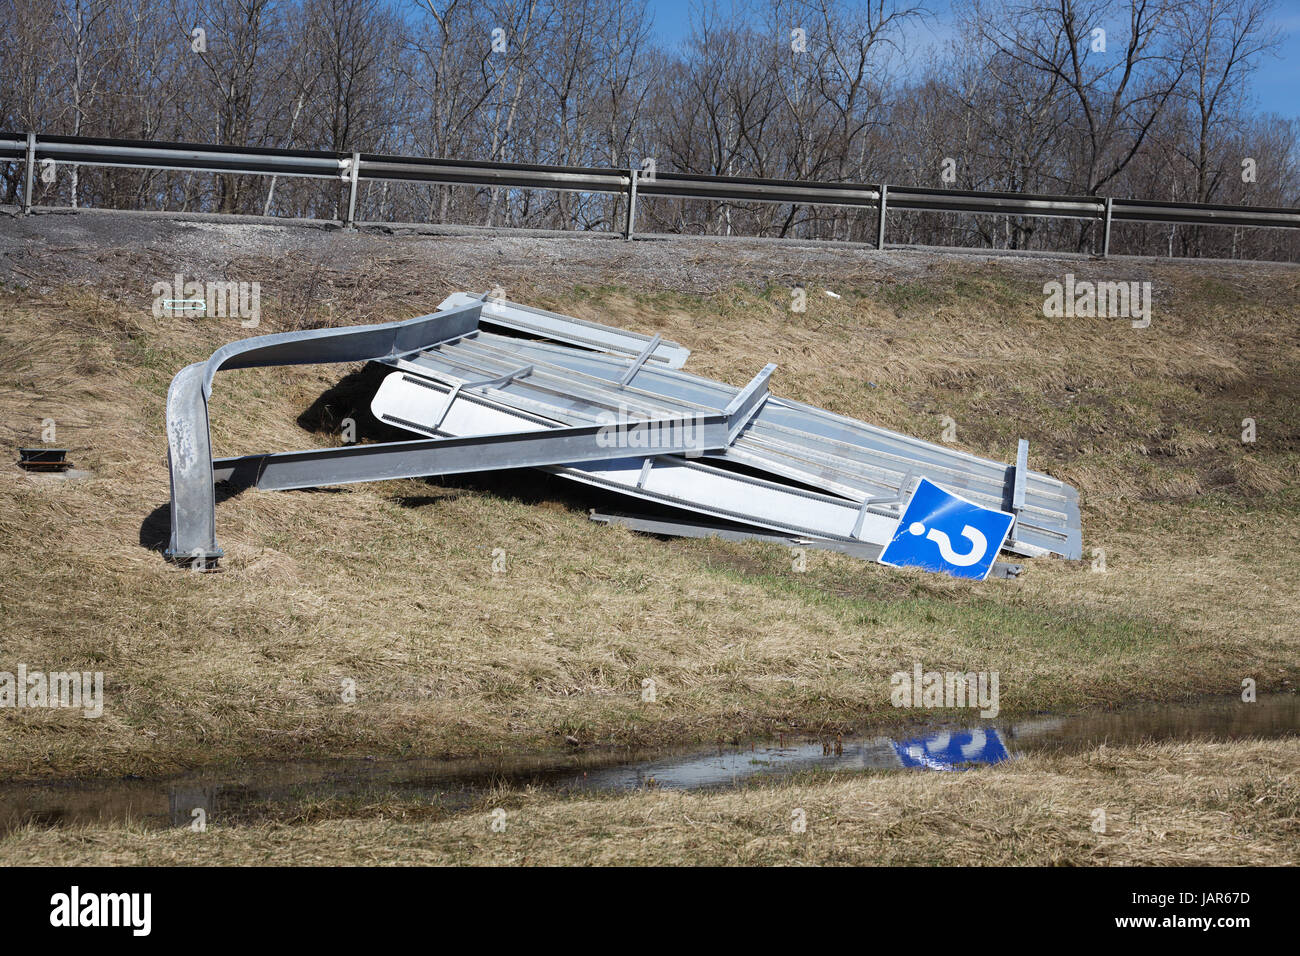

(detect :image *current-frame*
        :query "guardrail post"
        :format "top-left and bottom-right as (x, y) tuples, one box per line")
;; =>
(1100, 197), (1113, 258)
(875, 184), (888, 250)
(344, 151), (361, 229)
(22, 133), (36, 214)
(624, 166), (639, 240)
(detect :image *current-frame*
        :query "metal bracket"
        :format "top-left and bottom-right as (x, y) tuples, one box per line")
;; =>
(851, 470), (913, 539)
(429, 365), (534, 431)
(619, 334), (662, 387)
(723, 364), (776, 444)
(1006, 439), (1029, 531)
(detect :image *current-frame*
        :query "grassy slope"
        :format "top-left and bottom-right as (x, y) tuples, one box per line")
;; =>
(3, 740), (1296, 865)
(0, 258), (1297, 781)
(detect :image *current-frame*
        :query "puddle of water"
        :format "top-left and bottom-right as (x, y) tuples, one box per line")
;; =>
(1, 694), (1294, 833)
(586, 693), (1298, 789)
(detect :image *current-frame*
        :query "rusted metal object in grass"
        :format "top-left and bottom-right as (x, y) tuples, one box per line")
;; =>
(18, 447), (70, 472)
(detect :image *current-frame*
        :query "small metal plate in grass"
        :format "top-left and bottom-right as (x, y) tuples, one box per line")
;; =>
(17, 448), (71, 472)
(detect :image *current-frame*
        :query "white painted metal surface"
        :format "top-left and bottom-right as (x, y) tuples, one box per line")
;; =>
(371, 370), (900, 543)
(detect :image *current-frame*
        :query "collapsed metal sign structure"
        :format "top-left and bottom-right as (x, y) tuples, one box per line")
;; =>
(165, 294), (1081, 577)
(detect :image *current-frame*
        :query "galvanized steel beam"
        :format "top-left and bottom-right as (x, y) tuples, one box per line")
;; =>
(723, 364), (775, 443)
(213, 416), (729, 492)
(164, 302), (483, 566)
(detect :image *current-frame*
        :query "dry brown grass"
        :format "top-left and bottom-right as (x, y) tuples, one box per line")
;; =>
(0, 243), (1297, 782)
(2, 739), (1294, 865)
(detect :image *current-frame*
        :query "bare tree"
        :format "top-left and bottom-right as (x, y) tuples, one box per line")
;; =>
(58, 0), (113, 205)
(1174, 0), (1279, 204)
(975, 0), (1189, 196)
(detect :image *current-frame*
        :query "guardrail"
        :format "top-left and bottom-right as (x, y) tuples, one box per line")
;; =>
(4, 132), (1299, 257)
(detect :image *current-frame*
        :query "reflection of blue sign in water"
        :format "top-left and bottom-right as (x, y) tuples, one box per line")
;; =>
(892, 728), (1010, 771)
(878, 477), (1016, 581)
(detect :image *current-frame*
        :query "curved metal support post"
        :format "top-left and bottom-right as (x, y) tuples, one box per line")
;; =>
(164, 302), (483, 566)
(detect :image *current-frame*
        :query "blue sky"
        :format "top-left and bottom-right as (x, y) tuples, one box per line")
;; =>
(645, 0), (1299, 122)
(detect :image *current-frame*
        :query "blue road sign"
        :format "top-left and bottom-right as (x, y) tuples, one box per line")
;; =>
(892, 728), (1011, 771)
(878, 477), (1015, 580)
